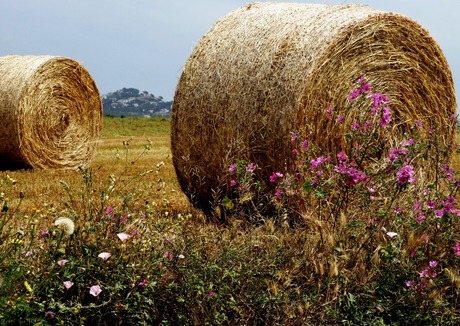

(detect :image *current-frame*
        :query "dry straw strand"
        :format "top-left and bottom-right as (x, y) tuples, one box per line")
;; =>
(171, 2), (457, 213)
(0, 55), (102, 170)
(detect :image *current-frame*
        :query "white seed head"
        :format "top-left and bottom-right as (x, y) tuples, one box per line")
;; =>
(54, 217), (75, 235)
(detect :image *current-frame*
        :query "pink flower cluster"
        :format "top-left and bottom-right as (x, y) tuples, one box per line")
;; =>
(348, 76), (371, 102)
(334, 152), (367, 187)
(453, 242), (460, 256)
(397, 165), (416, 186)
(347, 76), (391, 128)
(406, 261), (439, 293)
(310, 155), (330, 169)
(269, 172), (284, 183)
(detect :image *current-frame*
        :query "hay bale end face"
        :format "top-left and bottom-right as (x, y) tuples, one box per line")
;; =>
(171, 2), (457, 213)
(0, 55), (103, 170)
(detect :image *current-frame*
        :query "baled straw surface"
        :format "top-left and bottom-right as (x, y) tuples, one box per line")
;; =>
(171, 2), (457, 213)
(0, 55), (102, 169)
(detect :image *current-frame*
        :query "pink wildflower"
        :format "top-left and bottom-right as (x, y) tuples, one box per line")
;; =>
(442, 163), (455, 182)
(416, 213), (426, 224)
(361, 82), (371, 93)
(63, 281), (74, 290)
(363, 120), (371, 131)
(348, 89), (361, 102)
(336, 115), (345, 123)
(405, 138), (415, 147)
(138, 279), (148, 289)
(105, 206), (114, 216)
(246, 162), (256, 172)
(326, 106), (333, 119)
(301, 139), (308, 152)
(380, 106), (391, 127)
(419, 268), (429, 278)
(310, 156), (328, 169)
(453, 242), (460, 256)
(406, 280), (415, 287)
(120, 211), (129, 224)
(337, 152), (348, 163)
(275, 188), (283, 201)
(435, 209), (444, 218)
(370, 93), (389, 111)
(413, 201), (422, 212)
(387, 147), (408, 162)
(164, 251), (173, 261)
(269, 172), (283, 183)
(429, 260), (438, 268)
(397, 165), (416, 185)
(229, 163), (237, 175)
(57, 259), (69, 267)
(351, 122), (360, 130)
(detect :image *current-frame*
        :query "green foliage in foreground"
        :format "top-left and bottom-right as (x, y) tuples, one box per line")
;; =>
(1, 80), (460, 325)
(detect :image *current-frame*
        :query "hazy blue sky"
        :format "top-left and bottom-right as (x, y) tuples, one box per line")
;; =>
(1, 0), (458, 104)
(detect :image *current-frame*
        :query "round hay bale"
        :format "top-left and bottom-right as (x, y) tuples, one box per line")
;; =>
(171, 2), (457, 213)
(0, 55), (102, 170)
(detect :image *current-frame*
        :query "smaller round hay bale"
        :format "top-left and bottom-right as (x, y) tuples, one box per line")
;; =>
(0, 55), (102, 169)
(171, 3), (457, 214)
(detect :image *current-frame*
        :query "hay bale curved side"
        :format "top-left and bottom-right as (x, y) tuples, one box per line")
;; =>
(171, 3), (457, 213)
(0, 55), (103, 169)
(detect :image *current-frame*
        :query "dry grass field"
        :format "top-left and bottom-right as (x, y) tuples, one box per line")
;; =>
(0, 117), (190, 228)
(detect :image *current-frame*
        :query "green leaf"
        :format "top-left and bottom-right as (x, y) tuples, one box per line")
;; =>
(221, 197), (234, 210)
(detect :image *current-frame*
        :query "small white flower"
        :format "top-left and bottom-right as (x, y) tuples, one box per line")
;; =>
(381, 227), (398, 238)
(57, 259), (69, 267)
(178, 254), (185, 259)
(98, 252), (112, 261)
(90, 285), (102, 297)
(54, 217), (75, 235)
(386, 232), (398, 238)
(63, 281), (74, 289)
(117, 232), (130, 242)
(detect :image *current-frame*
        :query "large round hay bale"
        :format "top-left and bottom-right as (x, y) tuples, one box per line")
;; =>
(0, 55), (102, 170)
(171, 3), (457, 213)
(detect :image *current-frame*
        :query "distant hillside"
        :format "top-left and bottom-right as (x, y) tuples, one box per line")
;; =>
(102, 88), (172, 117)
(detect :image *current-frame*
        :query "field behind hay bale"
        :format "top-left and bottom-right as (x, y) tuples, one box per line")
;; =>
(0, 117), (188, 218)
(1, 117), (459, 325)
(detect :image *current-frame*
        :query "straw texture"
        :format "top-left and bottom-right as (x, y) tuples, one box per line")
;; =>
(0, 55), (102, 169)
(171, 2), (457, 212)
